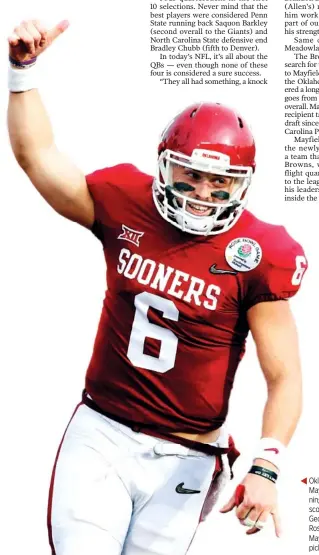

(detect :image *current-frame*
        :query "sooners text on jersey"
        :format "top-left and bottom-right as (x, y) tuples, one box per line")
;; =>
(84, 164), (307, 433)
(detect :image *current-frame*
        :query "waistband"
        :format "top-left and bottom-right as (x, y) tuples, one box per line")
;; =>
(82, 390), (230, 457)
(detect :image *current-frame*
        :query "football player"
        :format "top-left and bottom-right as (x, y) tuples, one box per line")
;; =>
(8, 19), (307, 555)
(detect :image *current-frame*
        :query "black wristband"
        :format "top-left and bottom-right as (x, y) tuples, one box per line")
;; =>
(249, 465), (278, 484)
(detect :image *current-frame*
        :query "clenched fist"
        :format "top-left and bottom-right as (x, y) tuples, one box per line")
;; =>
(8, 20), (69, 62)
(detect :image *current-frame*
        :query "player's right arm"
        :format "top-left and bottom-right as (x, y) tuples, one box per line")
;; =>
(7, 20), (94, 229)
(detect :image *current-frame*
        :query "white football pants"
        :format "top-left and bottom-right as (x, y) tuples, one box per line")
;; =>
(48, 403), (232, 555)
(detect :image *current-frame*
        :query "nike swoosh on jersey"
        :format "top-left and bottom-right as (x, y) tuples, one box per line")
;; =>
(264, 448), (279, 454)
(209, 264), (238, 276)
(175, 482), (201, 494)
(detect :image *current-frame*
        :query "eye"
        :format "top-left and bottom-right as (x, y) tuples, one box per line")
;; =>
(211, 177), (232, 187)
(185, 170), (202, 181)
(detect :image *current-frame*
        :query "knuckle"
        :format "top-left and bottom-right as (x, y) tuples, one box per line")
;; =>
(27, 24), (36, 35)
(248, 509), (258, 517)
(32, 19), (47, 34)
(35, 20), (46, 31)
(236, 509), (246, 520)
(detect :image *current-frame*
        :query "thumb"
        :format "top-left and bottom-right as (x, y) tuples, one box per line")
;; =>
(219, 493), (237, 513)
(47, 19), (70, 42)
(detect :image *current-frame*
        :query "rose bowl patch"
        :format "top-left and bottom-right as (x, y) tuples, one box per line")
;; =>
(225, 238), (262, 272)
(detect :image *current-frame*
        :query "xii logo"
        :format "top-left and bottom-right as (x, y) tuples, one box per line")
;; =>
(118, 224), (144, 247)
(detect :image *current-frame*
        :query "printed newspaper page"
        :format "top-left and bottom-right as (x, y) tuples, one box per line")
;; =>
(1, 1), (317, 554)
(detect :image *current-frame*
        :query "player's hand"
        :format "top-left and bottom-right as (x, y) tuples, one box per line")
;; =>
(8, 19), (69, 63)
(219, 473), (282, 537)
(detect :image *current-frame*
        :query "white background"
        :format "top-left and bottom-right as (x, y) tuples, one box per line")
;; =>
(0, 1), (317, 554)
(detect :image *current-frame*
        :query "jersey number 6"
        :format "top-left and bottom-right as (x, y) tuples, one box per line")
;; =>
(291, 255), (307, 286)
(127, 292), (178, 373)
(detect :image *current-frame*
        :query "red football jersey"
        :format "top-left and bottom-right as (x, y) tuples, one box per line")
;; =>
(84, 164), (307, 433)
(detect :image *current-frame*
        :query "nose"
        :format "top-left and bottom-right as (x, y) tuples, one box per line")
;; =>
(194, 181), (212, 200)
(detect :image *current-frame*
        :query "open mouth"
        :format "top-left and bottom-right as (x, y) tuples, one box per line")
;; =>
(186, 202), (213, 216)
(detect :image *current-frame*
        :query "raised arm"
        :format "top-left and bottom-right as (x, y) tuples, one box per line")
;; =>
(7, 20), (94, 228)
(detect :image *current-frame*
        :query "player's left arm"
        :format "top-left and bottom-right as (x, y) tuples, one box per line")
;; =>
(220, 228), (307, 535)
(220, 301), (302, 536)
(248, 299), (302, 448)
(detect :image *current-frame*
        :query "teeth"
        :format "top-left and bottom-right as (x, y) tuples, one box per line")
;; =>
(188, 203), (209, 213)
